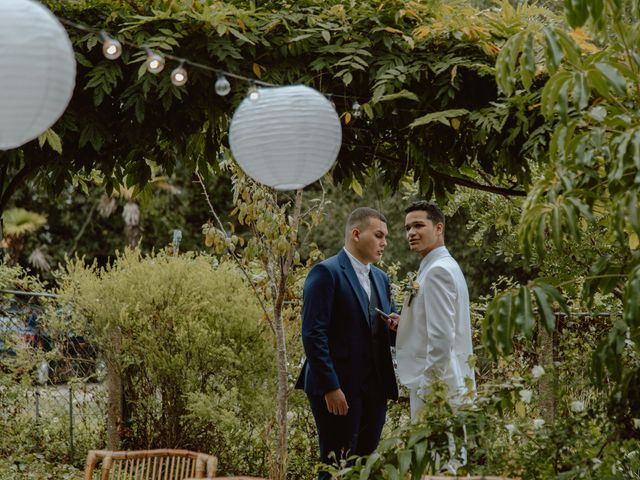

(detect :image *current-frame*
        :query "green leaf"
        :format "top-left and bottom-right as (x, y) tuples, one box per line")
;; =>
(628, 192), (640, 235)
(520, 286), (534, 336)
(555, 30), (582, 67)
(38, 128), (63, 154)
(409, 109), (469, 128)
(594, 62), (627, 96)
(532, 285), (556, 332)
(541, 71), (572, 119)
(543, 27), (564, 74)
(350, 177), (363, 196)
(571, 71), (589, 110)
(519, 32), (536, 90)
(383, 464), (400, 480)
(363, 103), (374, 119)
(397, 449), (412, 477)
(321, 30), (330, 43)
(376, 90), (420, 102)
(360, 452), (381, 480)
(552, 204), (562, 249)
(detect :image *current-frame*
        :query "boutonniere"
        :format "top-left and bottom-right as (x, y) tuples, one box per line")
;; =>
(405, 272), (420, 306)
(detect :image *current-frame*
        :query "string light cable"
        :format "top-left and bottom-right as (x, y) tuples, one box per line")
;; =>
(56, 16), (378, 116)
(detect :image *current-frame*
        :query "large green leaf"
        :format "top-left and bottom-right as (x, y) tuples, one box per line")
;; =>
(409, 109), (470, 128)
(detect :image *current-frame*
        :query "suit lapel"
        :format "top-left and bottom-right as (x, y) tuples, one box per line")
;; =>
(338, 250), (369, 320)
(369, 269), (388, 312)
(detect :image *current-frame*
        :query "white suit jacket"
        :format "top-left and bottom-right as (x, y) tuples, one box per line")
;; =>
(396, 246), (476, 404)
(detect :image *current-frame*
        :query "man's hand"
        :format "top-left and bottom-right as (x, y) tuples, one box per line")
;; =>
(387, 312), (400, 331)
(325, 388), (349, 415)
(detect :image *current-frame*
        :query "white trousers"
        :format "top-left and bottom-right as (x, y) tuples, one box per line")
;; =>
(408, 388), (467, 475)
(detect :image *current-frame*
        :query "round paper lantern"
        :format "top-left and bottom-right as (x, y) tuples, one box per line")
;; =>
(0, 0), (76, 150)
(229, 85), (342, 190)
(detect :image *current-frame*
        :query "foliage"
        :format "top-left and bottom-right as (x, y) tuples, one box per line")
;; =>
(1, 208), (47, 239)
(56, 250), (277, 476)
(487, 0), (640, 431)
(1, 0), (550, 216)
(0, 456), (82, 480)
(329, 306), (640, 480)
(200, 154), (327, 479)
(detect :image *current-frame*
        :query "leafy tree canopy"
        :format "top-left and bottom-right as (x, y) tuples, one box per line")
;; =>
(1, 0), (548, 213)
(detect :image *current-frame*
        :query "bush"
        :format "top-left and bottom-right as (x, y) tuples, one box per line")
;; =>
(58, 250), (276, 475)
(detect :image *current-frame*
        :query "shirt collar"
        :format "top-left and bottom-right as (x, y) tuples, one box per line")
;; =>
(418, 245), (448, 275)
(343, 247), (371, 277)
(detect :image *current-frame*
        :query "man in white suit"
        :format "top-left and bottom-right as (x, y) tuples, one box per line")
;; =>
(396, 201), (476, 420)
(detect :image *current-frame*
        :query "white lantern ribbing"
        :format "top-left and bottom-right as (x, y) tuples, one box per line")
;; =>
(229, 85), (342, 190)
(0, 0), (76, 150)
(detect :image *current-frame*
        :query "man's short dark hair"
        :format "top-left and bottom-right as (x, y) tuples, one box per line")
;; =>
(345, 207), (387, 238)
(404, 201), (445, 226)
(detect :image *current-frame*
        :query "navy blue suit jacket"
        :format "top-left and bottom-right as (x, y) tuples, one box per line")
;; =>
(295, 249), (398, 401)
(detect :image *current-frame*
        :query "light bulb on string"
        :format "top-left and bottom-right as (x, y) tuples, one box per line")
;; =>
(351, 100), (362, 118)
(171, 62), (188, 86)
(100, 31), (122, 60)
(247, 84), (260, 102)
(215, 74), (231, 96)
(145, 49), (165, 74)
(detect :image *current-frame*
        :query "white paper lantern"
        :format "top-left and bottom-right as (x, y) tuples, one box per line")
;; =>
(0, 0), (76, 150)
(229, 85), (342, 190)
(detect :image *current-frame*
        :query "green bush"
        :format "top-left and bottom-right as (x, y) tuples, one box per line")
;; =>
(58, 250), (276, 476)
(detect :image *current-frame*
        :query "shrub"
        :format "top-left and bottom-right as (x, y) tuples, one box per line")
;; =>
(58, 250), (276, 475)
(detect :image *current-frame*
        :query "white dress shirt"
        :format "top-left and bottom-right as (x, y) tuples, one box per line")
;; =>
(343, 247), (371, 299)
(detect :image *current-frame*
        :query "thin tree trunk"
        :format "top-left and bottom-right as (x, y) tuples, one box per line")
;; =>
(106, 328), (123, 449)
(538, 325), (556, 425)
(272, 189), (303, 480)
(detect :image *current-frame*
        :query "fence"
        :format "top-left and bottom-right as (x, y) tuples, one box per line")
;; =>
(0, 290), (107, 465)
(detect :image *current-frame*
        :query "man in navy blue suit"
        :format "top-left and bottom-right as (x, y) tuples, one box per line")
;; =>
(295, 207), (399, 479)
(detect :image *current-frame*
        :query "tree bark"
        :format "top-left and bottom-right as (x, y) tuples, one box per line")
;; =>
(271, 189), (303, 480)
(106, 328), (123, 449)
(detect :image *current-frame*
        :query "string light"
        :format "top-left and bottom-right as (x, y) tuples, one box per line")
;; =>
(170, 61), (188, 86)
(99, 31), (122, 60)
(215, 74), (231, 96)
(248, 84), (260, 102)
(145, 49), (165, 74)
(352, 100), (362, 118)
(57, 17), (374, 112)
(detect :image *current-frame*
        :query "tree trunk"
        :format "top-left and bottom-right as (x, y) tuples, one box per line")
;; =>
(538, 324), (556, 425)
(272, 305), (288, 480)
(106, 328), (123, 449)
(271, 190), (303, 480)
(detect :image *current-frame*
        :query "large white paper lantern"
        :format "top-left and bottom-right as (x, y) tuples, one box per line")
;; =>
(229, 85), (342, 190)
(0, 0), (77, 150)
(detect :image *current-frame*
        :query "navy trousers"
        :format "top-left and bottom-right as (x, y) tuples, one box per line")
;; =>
(308, 385), (387, 480)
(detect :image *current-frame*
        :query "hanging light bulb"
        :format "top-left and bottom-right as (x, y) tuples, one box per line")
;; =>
(215, 74), (231, 96)
(170, 62), (188, 86)
(247, 84), (260, 102)
(145, 49), (165, 74)
(100, 31), (122, 60)
(352, 100), (362, 118)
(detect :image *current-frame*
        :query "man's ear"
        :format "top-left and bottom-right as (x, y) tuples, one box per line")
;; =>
(351, 227), (361, 242)
(436, 223), (444, 235)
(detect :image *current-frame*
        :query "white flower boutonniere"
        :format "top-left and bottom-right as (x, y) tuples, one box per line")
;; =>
(405, 272), (420, 306)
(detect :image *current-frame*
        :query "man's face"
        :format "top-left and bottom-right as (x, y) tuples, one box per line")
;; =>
(405, 210), (443, 257)
(353, 217), (388, 264)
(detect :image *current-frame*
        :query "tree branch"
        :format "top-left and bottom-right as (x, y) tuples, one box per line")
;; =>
(195, 172), (276, 335)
